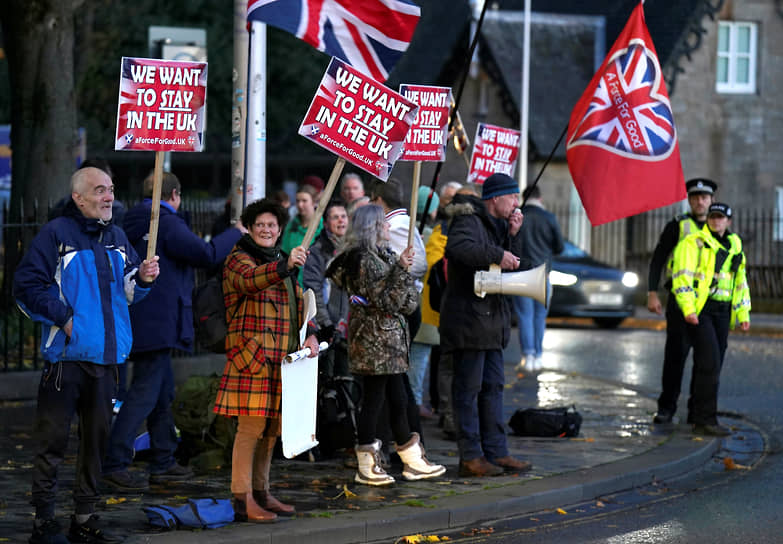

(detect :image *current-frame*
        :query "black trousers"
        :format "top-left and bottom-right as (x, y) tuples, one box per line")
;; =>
(31, 362), (115, 518)
(357, 374), (412, 446)
(657, 297), (694, 415)
(686, 300), (731, 425)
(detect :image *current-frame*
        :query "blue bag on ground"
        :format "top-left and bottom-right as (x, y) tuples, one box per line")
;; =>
(142, 498), (234, 530)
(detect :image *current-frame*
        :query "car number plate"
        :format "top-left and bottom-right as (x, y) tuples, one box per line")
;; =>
(589, 293), (622, 305)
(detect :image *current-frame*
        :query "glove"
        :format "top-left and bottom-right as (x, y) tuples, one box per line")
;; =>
(317, 325), (335, 344)
(336, 318), (348, 340)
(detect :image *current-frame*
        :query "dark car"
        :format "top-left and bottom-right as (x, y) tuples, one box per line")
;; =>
(548, 241), (639, 328)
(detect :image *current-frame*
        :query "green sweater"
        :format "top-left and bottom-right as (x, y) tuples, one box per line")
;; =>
(281, 215), (323, 286)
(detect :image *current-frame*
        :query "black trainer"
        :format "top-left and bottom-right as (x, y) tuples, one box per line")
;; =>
(653, 409), (674, 424)
(68, 515), (122, 544)
(149, 462), (193, 483)
(29, 518), (70, 544)
(101, 470), (149, 492)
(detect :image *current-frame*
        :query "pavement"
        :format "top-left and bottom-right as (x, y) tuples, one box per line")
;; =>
(0, 308), (779, 544)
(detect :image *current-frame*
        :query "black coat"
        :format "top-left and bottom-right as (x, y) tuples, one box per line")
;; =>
(439, 194), (523, 352)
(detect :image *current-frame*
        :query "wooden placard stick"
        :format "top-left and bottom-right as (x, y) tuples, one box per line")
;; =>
(407, 161), (422, 249)
(146, 151), (165, 260)
(301, 157), (346, 249)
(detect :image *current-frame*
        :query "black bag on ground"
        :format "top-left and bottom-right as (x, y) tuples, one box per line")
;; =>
(508, 405), (582, 437)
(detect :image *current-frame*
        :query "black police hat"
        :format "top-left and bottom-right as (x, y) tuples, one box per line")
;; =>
(685, 178), (717, 195)
(708, 202), (732, 219)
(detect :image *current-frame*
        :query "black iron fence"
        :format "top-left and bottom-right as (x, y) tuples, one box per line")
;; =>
(2, 199), (781, 372)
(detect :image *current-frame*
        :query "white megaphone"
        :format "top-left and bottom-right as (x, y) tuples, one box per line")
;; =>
(474, 263), (549, 306)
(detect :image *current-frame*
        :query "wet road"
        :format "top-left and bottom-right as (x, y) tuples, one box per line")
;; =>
(440, 323), (783, 543)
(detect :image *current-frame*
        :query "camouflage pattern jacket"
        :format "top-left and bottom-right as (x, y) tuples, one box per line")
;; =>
(327, 246), (417, 375)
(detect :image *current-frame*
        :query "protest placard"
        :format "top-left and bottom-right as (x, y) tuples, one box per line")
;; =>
(467, 122), (521, 185)
(114, 57), (208, 152)
(298, 57), (418, 182)
(398, 84), (452, 162)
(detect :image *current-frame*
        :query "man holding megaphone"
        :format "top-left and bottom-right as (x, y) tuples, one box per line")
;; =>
(439, 173), (533, 478)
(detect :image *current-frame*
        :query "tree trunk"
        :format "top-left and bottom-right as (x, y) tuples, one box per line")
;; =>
(0, 0), (82, 226)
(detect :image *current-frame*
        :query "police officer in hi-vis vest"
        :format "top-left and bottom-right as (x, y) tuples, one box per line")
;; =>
(671, 203), (750, 436)
(647, 178), (716, 425)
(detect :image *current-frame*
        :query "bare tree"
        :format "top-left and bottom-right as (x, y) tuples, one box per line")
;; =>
(0, 0), (84, 225)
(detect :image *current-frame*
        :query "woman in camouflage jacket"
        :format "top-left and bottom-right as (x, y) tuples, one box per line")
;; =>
(327, 205), (445, 486)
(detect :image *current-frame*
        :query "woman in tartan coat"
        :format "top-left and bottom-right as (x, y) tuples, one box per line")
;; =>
(213, 199), (319, 523)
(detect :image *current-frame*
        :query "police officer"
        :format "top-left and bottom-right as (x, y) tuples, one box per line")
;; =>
(648, 178), (716, 424)
(671, 203), (750, 436)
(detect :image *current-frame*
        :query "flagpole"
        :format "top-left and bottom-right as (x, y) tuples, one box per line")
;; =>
(245, 20), (267, 204)
(517, 0), (531, 191)
(418, 0), (489, 234)
(230, 0), (249, 222)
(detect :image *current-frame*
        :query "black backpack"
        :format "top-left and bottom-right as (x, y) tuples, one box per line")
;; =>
(192, 276), (243, 354)
(508, 405), (582, 438)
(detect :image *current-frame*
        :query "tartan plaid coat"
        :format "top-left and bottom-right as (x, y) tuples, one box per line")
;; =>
(213, 244), (303, 418)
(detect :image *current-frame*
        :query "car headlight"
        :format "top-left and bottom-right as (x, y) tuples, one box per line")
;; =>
(549, 270), (578, 286)
(622, 271), (639, 288)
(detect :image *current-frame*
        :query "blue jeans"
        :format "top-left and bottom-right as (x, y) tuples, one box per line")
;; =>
(407, 342), (432, 405)
(103, 349), (178, 474)
(513, 294), (548, 358)
(451, 349), (508, 461)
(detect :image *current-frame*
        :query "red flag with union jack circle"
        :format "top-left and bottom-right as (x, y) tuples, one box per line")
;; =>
(566, 2), (686, 226)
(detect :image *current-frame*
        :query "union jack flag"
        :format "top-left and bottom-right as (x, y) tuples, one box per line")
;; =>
(247, 0), (421, 82)
(569, 43), (676, 158)
(566, 1), (685, 226)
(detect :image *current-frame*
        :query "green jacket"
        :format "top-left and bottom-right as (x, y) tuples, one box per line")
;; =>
(281, 215), (323, 285)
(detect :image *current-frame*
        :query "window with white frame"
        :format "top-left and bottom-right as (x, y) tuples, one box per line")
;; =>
(716, 21), (757, 94)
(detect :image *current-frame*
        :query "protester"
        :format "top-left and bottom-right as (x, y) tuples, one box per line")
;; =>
(408, 186), (440, 419)
(369, 178), (426, 447)
(302, 199), (350, 377)
(440, 173), (532, 477)
(327, 205), (445, 486)
(282, 184), (323, 285)
(47, 158), (126, 228)
(102, 172), (245, 492)
(301, 174), (325, 201)
(512, 185), (564, 372)
(213, 199), (319, 522)
(340, 172), (365, 204)
(14, 166), (159, 544)
(671, 202), (750, 436)
(648, 178), (717, 424)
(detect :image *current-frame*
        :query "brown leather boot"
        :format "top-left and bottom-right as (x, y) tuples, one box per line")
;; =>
(458, 457), (504, 477)
(490, 456), (532, 473)
(253, 489), (296, 516)
(232, 492), (277, 523)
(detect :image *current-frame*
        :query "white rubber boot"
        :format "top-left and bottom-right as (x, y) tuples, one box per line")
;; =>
(397, 432), (446, 481)
(355, 440), (395, 486)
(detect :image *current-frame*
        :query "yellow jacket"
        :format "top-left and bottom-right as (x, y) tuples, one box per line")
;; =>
(672, 227), (751, 329)
(420, 222), (448, 328)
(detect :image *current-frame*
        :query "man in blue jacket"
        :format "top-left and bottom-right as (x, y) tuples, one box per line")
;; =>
(102, 172), (245, 491)
(14, 166), (159, 544)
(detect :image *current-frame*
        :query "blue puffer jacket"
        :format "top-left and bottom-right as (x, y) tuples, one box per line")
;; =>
(122, 199), (242, 353)
(13, 200), (152, 365)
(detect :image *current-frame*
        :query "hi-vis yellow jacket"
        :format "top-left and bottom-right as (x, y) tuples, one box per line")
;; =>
(672, 226), (751, 329)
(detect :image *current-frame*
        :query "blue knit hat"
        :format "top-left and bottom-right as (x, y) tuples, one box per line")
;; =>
(417, 186), (439, 215)
(481, 173), (519, 200)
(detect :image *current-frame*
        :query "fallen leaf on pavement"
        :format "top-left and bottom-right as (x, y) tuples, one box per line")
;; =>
(557, 508), (567, 515)
(105, 497), (126, 505)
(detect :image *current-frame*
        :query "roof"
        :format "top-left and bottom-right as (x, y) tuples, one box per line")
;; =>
(480, 11), (605, 159)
